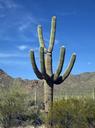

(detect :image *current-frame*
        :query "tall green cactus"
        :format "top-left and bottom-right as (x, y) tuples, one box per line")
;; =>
(30, 16), (76, 113)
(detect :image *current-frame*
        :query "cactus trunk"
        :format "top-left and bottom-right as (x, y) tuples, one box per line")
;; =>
(45, 53), (53, 77)
(44, 81), (54, 113)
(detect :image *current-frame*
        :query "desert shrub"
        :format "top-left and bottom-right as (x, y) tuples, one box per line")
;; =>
(47, 98), (95, 128)
(0, 83), (44, 128)
(0, 84), (29, 128)
(83, 99), (95, 128)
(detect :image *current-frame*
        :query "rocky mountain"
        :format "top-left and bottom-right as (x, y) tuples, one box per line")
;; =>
(54, 72), (95, 99)
(0, 69), (95, 99)
(0, 69), (43, 88)
(0, 69), (13, 87)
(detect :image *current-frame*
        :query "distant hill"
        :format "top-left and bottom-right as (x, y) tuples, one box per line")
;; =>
(0, 69), (95, 100)
(0, 69), (42, 88)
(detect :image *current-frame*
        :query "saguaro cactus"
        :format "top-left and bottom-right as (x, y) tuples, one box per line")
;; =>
(30, 16), (76, 113)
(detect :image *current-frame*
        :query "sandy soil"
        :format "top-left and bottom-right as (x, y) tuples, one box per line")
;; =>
(12, 125), (45, 128)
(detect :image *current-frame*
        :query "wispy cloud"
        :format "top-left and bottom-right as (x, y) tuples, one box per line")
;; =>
(0, 1), (38, 43)
(17, 43), (39, 52)
(0, 53), (18, 58)
(17, 45), (29, 51)
(0, 59), (28, 65)
(0, 17), (37, 43)
(18, 16), (38, 32)
(0, 53), (27, 58)
(0, 0), (21, 9)
(19, 22), (31, 32)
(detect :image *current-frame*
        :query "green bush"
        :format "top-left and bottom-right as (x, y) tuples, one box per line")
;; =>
(0, 84), (29, 128)
(47, 98), (95, 128)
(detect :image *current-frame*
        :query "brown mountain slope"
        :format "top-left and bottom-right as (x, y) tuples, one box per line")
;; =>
(0, 69), (95, 99)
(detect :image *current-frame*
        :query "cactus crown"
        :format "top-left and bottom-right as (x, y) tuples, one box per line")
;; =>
(30, 16), (76, 85)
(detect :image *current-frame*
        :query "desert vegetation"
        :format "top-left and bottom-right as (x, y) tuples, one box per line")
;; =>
(46, 98), (95, 128)
(0, 85), (95, 128)
(0, 71), (95, 128)
(0, 83), (43, 128)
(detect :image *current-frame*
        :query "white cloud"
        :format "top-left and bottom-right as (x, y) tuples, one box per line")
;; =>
(17, 45), (29, 51)
(0, 53), (18, 58)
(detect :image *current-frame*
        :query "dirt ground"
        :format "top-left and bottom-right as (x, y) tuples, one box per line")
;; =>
(12, 125), (45, 128)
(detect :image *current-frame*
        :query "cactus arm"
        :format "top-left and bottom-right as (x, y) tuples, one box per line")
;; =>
(54, 53), (76, 84)
(37, 25), (47, 53)
(61, 53), (76, 81)
(40, 47), (46, 75)
(48, 16), (56, 52)
(37, 25), (45, 48)
(46, 16), (56, 77)
(54, 46), (65, 81)
(40, 47), (51, 81)
(30, 49), (43, 79)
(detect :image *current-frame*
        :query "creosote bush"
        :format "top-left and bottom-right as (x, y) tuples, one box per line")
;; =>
(47, 98), (95, 128)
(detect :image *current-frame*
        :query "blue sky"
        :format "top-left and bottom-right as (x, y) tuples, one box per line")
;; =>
(0, 0), (95, 79)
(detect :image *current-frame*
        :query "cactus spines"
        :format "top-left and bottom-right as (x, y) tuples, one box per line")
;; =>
(30, 16), (76, 113)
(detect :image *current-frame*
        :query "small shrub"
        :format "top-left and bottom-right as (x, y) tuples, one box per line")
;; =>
(0, 84), (28, 128)
(47, 98), (95, 128)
